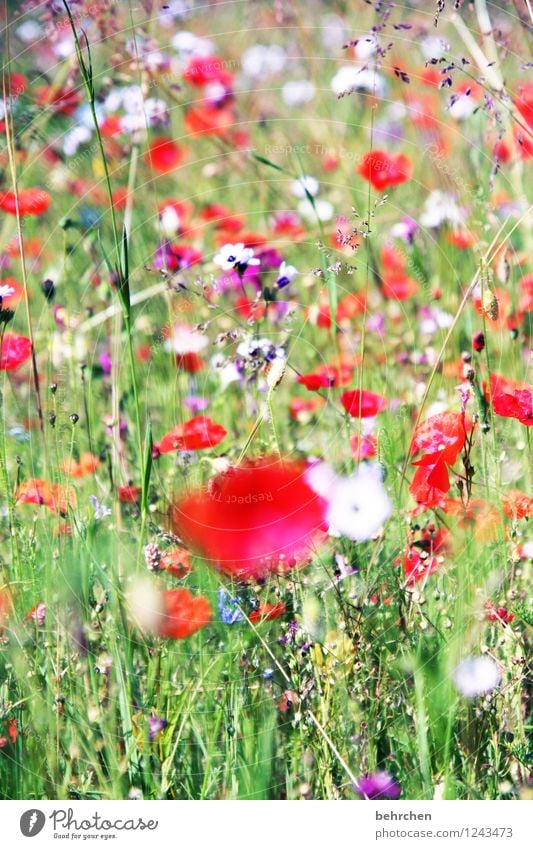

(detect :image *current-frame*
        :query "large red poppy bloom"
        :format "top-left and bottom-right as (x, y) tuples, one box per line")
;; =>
(144, 137), (184, 172)
(490, 374), (533, 426)
(0, 333), (32, 370)
(409, 459), (450, 508)
(158, 588), (212, 639)
(0, 189), (50, 217)
(357, 150), (412, 191)
(340, 389), (388, 418)
(171, 457), (327, 581)
(159, 416), (227, 453)
(410, 411), (467, 466)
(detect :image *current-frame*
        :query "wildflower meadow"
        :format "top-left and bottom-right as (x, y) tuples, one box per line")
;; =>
(0, 0), (531, 805)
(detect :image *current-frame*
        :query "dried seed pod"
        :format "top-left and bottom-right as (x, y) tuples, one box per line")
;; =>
(482, 289), (499, 320)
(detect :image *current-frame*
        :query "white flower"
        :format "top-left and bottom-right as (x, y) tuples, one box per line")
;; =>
(16, 20), (42, 43)
(420, 36), (449, 61)
(213, 242), (260, 271)
(306, 462), (392, 542)
(159, 205), (181, 237)
(420, 190), (466, 229)
(449, 92), (477, 121)
(320, 15), (347, 49)
(126, 579), (164, 634)
(330, 65), (387, 99)
(165, 324), (207, 355)
(353, 34), (378, 61)
(241, 44), (286, 79)
(172, 31), (214, 59)
(63, 125), (92, 156)
(298, 198), (334, 223)
(453, 657), (501, 698)
(290, 175), (319, 199)
(281, 80), (315, 107)
(276, 261), (299, 287)
(0, 284), (16, 300)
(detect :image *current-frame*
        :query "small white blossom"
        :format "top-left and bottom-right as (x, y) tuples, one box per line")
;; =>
(290, 175), (319, 199)
(213, 242), (260, 271)
(0, 284), (16, 300)
(420, 190), (466, 229)
(330, 65), (387, 99)
(281, 80), (315, 107)
(276, 261), (299, 288)
(241, 44), (286, 79)
(306, 462), (392, 542)
(298, 198), (334, 222)
(453, 657), (501, 698)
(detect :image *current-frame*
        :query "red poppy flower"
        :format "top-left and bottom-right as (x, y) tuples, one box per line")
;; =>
(35, 84), (80, 115)
(0, 589), (11, 633)
(160, 547), (191, 578)
(0, 333), (32, 371)
(0, 278), (24, 308)
(118, 485), (141, 503)
(403, 548), (442, 586)
(171, 457), (327, 581)
(182, 55), (234, 87)
(410, 411), (467, 466)
(144, 137), (184, 172)
(514, 82), (533, 130)
(519, 273), (533, 314)
(447, 229), (476, 250)
(502, 490), (533, 520)
(61, 452), (100, 478)
(168, 244), (203, 270)
(0, 189), (50, 216)
(350, 433), (377, 460)
(288, 396), (324, 423)
(409, 459), (450, 508)
(357, 150), (412, 191)
(340, 389), (388, 418)
(201, 203), (244, 232)
(99, 114), (123, 137)
(16, 479), (76, 515)
(297, 370), (335, 391)
(490, 374), (533, 426)
(249, 601), (287, 622)
(382, 274), (419, 300)
(493, 138), (512, 163)
(176, 352), (205, 372)
(159, 416), (227, 453)
(157, 588), (212, 639)
(337, 291), (367, 320)
(184, 105), (234, 137)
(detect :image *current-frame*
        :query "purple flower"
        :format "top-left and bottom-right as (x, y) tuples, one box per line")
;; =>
(148, 715), (167, 741)
(184, 395), (209, 414)
(99, 351), (112, 376)
(356, 771), (401, 800)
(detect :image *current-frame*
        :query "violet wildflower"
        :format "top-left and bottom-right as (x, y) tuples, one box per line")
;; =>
(148, 715), (167, 741)
(89, 495), (112, 521)
(356, 771), (401, 800)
